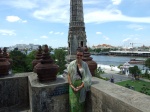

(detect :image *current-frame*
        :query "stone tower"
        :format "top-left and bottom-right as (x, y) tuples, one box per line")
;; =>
(67, 0), (87, 61)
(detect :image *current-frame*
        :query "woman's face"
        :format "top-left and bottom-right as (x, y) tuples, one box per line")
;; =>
(76, 51), (83, 61)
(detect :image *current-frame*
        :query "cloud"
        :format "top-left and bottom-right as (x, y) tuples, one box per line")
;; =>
(122, 38), (131, 42)
(34, 39), (38, 41)
(6, 16), (27, 23)
(134, 38), (139, 40)
(60, 32), (64, 35)
(49, 31), (64, 35)
(55, 32), (60, 35)
(32, 0), (150, 24)
(0, 29), (16, 36)
(40, 36), (48, 39)
(96, 32), (102, 35)
(127, 24), (144, 30)
(112, 0), (122, 5)
(2, 0), (150, 24)
(55, 32), (64, 35)
(49, 31), (53, 34)
(33, 0), (69, 23)
(1, 0), (38, 9)
(84, 0), (101, 5)
(84, 9), (150, 23)
(103, 36), (110, 40)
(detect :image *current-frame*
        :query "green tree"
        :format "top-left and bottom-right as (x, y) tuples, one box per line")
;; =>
(26, 50), (36, 72)
(144, 69), (150, 79)
(54, 49), (67, 75)
(95, 48), (101, 53)
(145, 58), (150, 69)
(9, 50), (27, 73)
(129, 65), (141, 80)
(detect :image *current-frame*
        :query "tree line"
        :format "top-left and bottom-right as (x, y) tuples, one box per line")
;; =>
(9, 48), (67, 75)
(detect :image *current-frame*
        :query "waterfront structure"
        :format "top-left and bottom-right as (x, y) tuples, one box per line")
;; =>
(109, 51), (150, 57)
(92, 44), (115, 49)
(67, 0), (87, 61)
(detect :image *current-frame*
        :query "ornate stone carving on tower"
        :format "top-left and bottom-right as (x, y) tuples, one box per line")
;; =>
(67, 0), (87, 61)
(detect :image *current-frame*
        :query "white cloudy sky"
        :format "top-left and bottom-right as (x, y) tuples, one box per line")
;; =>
(0, 0), (150, 48)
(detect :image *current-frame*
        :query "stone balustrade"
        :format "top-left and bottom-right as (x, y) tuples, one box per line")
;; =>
(0, 73), (150, 112)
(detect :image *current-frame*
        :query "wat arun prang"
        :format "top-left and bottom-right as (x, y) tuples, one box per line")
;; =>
(67, 0), (97, 76)
(67, 0), (87, 61)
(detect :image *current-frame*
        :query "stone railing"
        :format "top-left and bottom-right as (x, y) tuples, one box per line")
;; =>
(86, 77), (150, 112)
(0, 73), (150, 112)
(0, 73), (30, 112)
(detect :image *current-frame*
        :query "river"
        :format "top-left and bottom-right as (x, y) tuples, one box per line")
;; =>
(91, 55), (147, 69)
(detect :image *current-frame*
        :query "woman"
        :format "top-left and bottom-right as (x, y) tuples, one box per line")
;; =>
(67, 48), (92, 112)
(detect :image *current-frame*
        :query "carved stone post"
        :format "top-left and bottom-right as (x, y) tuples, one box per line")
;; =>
(3, 47), (13, 69)
(0, 48), (10, 76)
(34, 45), (59, 81)
(82, 46), (97, 76)
(32, 46), (42, 69)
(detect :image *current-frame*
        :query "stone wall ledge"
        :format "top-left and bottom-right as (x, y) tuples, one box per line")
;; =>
(28, 73), (68, 88)
(88, 77), (150, 112)
(1, 73), (150, 112)
(0, 72), (31, 112)
(0, 72), (32, 79)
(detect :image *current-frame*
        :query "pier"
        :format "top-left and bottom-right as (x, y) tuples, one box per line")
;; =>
(110, 51), (150, 57)
(91, 51), (150, 57)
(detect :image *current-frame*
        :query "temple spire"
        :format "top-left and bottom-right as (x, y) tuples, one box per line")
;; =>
(68, 0), (87, 61)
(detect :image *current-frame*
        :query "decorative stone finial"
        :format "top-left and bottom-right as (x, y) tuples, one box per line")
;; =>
(34, 44), (59, 81)
(82, 46), (97, 76)
(0, 48), (10, 76)
(3, 47), (13, 68)
(0, 48), (2, 58)
(32, 45), (43, 69)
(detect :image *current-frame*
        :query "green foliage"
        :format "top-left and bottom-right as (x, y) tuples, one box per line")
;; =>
(129, 65), (141, 79)
(94, 68), (109, 81)
(54, 49), (67, 75)
(140, 84), (150, 95)
(118, 64), (123, 68)
(116, 80), (150, 96)
(95, 48), (101, 53)
(88, 47), (93, 52)
(102, 48), (110, 52)
(144, 69), (150, 79)
(26, 50), (36, 72)
(129, 66), (141, 74)
(9, 47), (67, 75)
(145, 58), (150, 69)
(9, 50), (27, 73)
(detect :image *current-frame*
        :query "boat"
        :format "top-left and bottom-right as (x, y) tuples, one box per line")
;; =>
(128, 58), (145, 64)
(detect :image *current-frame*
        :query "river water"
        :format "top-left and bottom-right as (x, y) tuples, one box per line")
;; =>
(91, 55), (147, 69)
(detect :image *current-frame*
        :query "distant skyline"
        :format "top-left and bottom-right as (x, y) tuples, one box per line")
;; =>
(0, 0), (150, 48)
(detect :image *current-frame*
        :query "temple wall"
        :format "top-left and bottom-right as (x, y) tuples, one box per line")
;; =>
(0, 73), (150, 112)
(0, 73), (30, 112)
(86, 77), (150, 112)
(28, 74), (69, 112)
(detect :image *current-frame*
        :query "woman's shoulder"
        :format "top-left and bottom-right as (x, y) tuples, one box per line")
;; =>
(82, 61), (88, 66)
(69, 60), (76, 66)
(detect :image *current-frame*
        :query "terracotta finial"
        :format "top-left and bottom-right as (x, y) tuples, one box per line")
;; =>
(43, 45), (49, 53)
(0, 48), (2, 54)
(82, 46), (97, 76)
(0, 48), (2, 58)
(34, 44), (59, 81)
(0, 47), (10, 76)
(38, 46), (42, 53)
